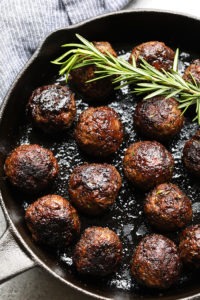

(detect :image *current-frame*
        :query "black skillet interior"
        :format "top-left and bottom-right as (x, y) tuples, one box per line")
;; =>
(0, 10), (200, 300)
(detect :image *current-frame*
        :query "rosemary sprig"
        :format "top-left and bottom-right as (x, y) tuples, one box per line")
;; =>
(51, 34), (200, 124)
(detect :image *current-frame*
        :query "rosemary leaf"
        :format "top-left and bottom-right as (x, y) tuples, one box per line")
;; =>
(51, 34), (200, 125)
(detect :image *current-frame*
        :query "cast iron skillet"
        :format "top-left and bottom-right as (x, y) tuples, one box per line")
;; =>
(0, 9), (200, 300)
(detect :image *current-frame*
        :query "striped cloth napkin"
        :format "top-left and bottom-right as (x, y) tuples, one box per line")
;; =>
(0, 0), (130, 103)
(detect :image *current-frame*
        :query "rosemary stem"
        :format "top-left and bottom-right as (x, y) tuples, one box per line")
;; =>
(51, 34), (200, 125)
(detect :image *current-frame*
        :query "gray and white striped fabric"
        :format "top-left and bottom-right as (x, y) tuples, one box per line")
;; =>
(0, 0), (130, 103)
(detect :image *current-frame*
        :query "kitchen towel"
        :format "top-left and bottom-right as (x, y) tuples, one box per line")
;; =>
(0, 0), (130, 103)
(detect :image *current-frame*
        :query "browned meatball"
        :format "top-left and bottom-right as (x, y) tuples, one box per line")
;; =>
(123, 141), (174, 190)
(131, 234), (181, 289)
(70, 41), (117, 100)
(68, 163), (121, 215)
(73, 226), (122, 276)
(144, 183), (192, 232)
(129, 41), (175, 71)
(27, 84), (76, 133)
(134, 96), (184, 141)
(25, 194), (80, 248)
(183, 59), (200, 83)
(179, 224), (200, 268)
(75, 106), (123, 157)
(183, 130), (200, 176)
(4, 144), (58, 193)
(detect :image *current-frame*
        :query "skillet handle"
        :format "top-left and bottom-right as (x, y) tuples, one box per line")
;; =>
(0, 226), (36, 283)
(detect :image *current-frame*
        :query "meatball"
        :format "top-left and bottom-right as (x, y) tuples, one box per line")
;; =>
(179, 224), (200, 268)
(134, 96), (184, 141)
(68, 163), (121, 215)
(25, 194), (80, 248)
(131, 234), (181, 289)
(144, 183), (192, 232)
(75, 106), (123, 157)
(4, 144), (58, 193)
(70, 41), (117, 100)
(123, 141), (174, 190)
(73, 226), (122, 276)
(27, 84), (76, 133)
(129, 41), (175, 71)
(183, 130), (200, 176)
(183, 59), (200, 83)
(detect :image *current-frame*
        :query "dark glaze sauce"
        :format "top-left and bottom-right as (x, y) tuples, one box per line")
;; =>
(14, 46), (200, 296)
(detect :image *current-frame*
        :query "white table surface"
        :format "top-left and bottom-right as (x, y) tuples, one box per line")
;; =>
(1, 0), (200, 299)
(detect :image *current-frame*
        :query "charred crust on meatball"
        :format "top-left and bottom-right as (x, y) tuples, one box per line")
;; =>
(123, 141), (174, 190)
(25, 194), (80, 248)
(27, 84), (76, 133)
(131, 234), (181, 289)
(179, 224), (200, 268)
(4, 144), (59, 193)
(93, 41), (117, 57)
(73, 226), (122, 276)
(70, 41), (117, 100)
(75, 106), (124, 157)
(129, 41), (175, 71)
(183, 59), (200, 83)
(134, 96), (184, 141)
(144, 183), (192, 232)
(183, 130), (200, 176)
(68, 163), (122, 215)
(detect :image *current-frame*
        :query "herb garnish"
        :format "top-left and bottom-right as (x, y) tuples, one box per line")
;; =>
(52, 34), (200, 125)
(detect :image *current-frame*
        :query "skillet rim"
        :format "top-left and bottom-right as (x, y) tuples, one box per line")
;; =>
(0, 9), (200, 300)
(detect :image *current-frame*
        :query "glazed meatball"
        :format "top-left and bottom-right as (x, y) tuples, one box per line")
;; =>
(73, 226), (122, 276)
(179, 224), (200, 268)
(27, 84), (76, 133)
(75, 106), (123, 157)
(134, 96), (184, 141)
(144, 183), (192, 232)
(25, 194), (80, 248)
(123, 141), (174, 190)
(183, 130), (200, 176)
(68, 163), (121, 215)
(183, 59), (200, 83)
(129, 41), (175, 71)
(4, 144), (58, 193)
(131, 234), (181, 289)
(70, 41), (117, 100)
